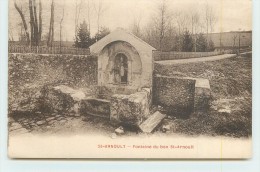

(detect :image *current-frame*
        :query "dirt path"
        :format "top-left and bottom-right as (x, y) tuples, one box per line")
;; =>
(155, 54), (237, 65)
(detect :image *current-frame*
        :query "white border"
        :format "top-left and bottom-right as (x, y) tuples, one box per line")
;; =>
(1, 0), (259, 171)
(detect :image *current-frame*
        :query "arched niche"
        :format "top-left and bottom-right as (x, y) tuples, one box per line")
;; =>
(98, 41), (142, 90)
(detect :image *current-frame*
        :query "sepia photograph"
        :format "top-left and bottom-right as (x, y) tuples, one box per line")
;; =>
(8, 0), (252, 159)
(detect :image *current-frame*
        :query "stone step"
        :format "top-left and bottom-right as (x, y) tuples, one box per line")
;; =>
(139, 111), (166, 133)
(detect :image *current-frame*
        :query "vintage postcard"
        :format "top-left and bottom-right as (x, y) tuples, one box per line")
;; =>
(8, 0), (252, 159)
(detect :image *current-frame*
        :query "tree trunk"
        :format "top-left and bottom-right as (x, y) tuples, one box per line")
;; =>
(60, 7), (64, 52)
(47, 0), (54, 47)
(33, 0), (39, 46)
(14, 1), (30, 45)
(29, 0), (35, 46)
(87, 0), (91, 35)
(38, 0), (42, 44)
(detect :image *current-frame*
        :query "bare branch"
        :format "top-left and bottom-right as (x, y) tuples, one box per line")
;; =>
(14, 0), (30, 44)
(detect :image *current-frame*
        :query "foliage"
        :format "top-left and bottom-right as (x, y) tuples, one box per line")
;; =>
(74, 20), (92, 48)
(94, 27), (110, 42)
(181, 31), (193, 52)
(207, 39), (215, 51)
(196, 33), (207, 52)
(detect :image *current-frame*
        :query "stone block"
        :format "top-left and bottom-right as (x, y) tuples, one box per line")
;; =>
(194, 78), (211, 112)
(110, 89), (151, 126)
(43, 85), (89, 115)
(153, 75), (211, 117)
(153, 76), (196, 118)
(139, 111), (166, 133)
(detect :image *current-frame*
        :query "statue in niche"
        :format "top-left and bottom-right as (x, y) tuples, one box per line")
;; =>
(113, 53), (128, 84)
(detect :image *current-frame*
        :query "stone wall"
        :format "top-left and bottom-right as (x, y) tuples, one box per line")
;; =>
(8, 53), (97, 114)
(153, 76), (196, 118)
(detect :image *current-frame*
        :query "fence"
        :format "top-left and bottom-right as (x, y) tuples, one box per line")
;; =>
(9, 45), (90, 55)
(153, 51), (224, 61)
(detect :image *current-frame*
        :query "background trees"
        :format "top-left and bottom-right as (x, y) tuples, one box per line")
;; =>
(182, 31), (193, 52)
(94, 26), (110, 42)
(133, 0), (216, 52)
(12, 0), (217, 52)
(196, 33), (207, 52)
(74, 20), (91, 48)
(14, 0), (42, 46)
(74, 21), (110, 48)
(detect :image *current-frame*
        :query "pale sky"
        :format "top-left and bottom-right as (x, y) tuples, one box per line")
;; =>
(9, 0), (252, 41)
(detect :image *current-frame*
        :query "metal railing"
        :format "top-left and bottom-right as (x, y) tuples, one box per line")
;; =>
(9, 45), (90, 55)
(153, 51), (224, 61)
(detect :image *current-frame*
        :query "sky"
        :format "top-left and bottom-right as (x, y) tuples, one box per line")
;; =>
(9, 0), (252, 41)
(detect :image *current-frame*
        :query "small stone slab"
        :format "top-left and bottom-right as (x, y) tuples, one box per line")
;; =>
(36, 120), (46, 125)
(115, 126), (124, 135)
(139, 111), (166, 133)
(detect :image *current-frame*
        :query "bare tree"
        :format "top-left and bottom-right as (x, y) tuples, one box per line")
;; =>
(175, 12), (188, 35)
(33, 0), (39, 45)
(205, 3), (217, 49)
(38, 0), (42, 43)
(86, 0), (92, 35)
(9, 25), (15, 41)
(59, 3), (65, 51)
(130, 12), (142, 37)
(14, 0), (30, 45)
(191, 11), (200, 52)
(74, 0), (83, 41)
(47, 0), (54, 47)
(28, 0), (42, 46)
(142, 0), (175, 51)
(94, 0), (108, 35)
(232, 34), (238, 48)
(14, 0), (42, 46)
(155, 0), (172, 51)
(29, 0), (34, 45)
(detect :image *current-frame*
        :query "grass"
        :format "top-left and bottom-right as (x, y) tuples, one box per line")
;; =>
(155, 56), (252, 138)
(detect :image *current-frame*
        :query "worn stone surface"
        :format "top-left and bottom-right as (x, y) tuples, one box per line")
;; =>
(80, 98), (110, 118)
(153, 75), (211, 117)
(43, 85), (90, 115)
(97, 85), (138, 99)
(139, 111), (166, 133)
(153, 76), (196, 118)
(110, 88), (151, 126)
(194, 78), (211, 112)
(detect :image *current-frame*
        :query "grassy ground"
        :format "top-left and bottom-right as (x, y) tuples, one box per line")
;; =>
(155, 55), (252, 138)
